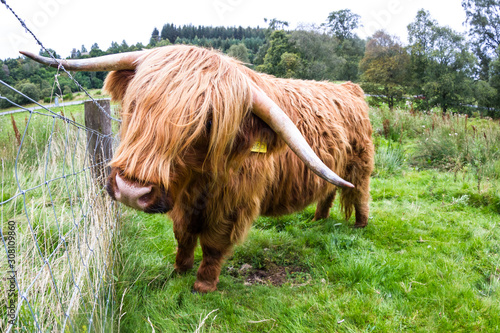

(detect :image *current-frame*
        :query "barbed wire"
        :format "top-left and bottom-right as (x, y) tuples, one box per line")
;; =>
(1, 2), (121, 332)
(1, 0), (121, 123)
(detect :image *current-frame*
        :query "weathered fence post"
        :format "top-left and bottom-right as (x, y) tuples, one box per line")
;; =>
(85, 99), (112, 186)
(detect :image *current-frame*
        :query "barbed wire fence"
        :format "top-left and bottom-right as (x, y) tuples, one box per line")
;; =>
(1, 2), (121, 332)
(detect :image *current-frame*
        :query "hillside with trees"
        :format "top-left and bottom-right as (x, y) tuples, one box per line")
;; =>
(2, 1), (500, 118)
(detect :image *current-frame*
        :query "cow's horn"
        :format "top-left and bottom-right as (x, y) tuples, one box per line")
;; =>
(19, 50), (145, 71)
(251, 86), (354, 189)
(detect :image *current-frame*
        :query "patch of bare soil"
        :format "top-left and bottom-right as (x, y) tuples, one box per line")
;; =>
(230, 263), (309, 287)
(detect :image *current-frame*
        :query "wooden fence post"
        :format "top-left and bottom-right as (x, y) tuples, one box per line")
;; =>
(85, 99), (113, 186)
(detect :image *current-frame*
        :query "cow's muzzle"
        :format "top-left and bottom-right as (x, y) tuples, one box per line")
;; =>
(106, 171), (172, 213)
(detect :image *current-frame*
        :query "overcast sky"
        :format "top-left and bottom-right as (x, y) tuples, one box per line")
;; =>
(1, 0), (467, 60)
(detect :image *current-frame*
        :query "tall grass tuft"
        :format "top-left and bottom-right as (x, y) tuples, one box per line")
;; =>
(373, 138), (406, 177)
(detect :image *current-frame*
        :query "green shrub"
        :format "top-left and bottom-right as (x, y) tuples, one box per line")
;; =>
(63, 92), (74, 101)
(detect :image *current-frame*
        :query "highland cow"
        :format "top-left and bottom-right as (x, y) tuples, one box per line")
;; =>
(22, 45), (374, 293)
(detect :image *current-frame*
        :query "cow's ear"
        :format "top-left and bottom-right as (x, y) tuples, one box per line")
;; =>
(103, 70), (135, 102)
(231, 113), (284, 156)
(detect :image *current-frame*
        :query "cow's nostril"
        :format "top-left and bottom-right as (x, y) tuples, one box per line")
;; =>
(114, 173), (153, 210)
(138, 191), (153, 205)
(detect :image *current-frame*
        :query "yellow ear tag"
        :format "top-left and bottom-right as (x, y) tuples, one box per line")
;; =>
(251, 141), (267, 153)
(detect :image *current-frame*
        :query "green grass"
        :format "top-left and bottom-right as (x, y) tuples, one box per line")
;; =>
(115, 169), (500, 332)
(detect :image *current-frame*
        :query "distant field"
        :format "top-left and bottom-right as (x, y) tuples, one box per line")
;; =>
(0, 89), (109, 113)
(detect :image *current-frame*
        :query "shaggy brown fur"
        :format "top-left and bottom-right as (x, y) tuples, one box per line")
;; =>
(104, 45), (374, 292)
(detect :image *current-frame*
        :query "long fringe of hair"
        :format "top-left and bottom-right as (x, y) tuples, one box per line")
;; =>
(107, 46), (253, 187)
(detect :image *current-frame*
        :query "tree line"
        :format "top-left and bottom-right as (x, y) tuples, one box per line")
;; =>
(1, 0), (500, 118)
(360, 3), (500, 117)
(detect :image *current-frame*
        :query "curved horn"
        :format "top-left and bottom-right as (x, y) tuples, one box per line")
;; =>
(251, 86), (354, 189)
(19, 50), (145, 71)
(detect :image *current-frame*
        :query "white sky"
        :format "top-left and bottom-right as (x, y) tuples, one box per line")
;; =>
(0, 0), (467, 60)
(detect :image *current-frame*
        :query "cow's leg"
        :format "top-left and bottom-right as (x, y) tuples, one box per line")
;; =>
(353, 153), (373, 228)
(351, 164), (372, 228)
(314, 190), (336, 221)
(173, 216), (199, 273)
(340, 151), (373, 228)
(353, 182), (370, 228)
(174, 230), (198, 273)
(194, 233), (232, 293)
(340, 181), (371, 228)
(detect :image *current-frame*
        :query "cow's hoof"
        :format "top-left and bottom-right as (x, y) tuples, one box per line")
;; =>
(353, 223), (367, 228)
(193, 280), (218, 293)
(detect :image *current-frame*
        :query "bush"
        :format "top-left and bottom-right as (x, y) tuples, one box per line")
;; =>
(13, 82), (41, 105)
(63, 92), (74, 101)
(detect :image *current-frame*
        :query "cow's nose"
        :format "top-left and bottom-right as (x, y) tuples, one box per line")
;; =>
(114, 173), (153, 210)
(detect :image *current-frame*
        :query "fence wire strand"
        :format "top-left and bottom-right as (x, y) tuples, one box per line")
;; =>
(1, 1), (120, 122)
(1, 2), (121, 332)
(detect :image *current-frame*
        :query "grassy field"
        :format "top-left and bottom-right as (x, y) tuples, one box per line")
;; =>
(0, 89), (107, 113)
(114, 107), (500, 332)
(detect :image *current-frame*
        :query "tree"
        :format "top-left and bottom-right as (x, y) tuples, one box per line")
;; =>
(0, 83), (15, 108)
(150, 27), (160, 46)
(227, 44), (250, 63)
(427, 27), (475, 112)
(336, 37), (365, 81)
(473, 80), (497, 114)
(408, 11), (476, 113)
(485, 49), (500, 115)
(257, 30), (303, 78)
(263, 18), (289, 31)
(0, 63), (9, 82)
(321, 10), (365, 81)
(121, 40), (129, 52)
(39, 48), (60, 59)
(290, 28), (345, 81)
(161, 24), (179, 43)
(324, 9), (361, 41)
(90, 43), (105, 57)
(107, 41), (121, 54)
(462, 0), (500, 80)
(359, 31), (410, 110)
(407, 9), (437, 94)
